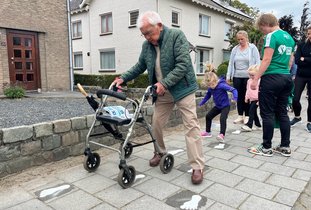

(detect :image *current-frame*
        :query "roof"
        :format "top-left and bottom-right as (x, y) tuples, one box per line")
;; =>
(70, 0), (91, 13)
(69, 0), (83, 11)
(192, 0), (252, 21)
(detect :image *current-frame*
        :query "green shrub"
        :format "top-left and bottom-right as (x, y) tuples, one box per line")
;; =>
(216, 61), (229, 78)
(4, 85), (25, 98)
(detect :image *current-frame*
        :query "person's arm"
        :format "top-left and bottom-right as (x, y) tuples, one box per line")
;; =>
(222, 83), (238, 101)
(199, 90), (212, 106)
(226, 46), (237, 81)
(250, 47), (273, 90)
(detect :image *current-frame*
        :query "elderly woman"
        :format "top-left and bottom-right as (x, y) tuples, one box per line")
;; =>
(226, 30), (261, 124)
(248, 13), (295, 157)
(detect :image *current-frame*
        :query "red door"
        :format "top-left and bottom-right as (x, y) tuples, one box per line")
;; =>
(7, 30), (40, 90)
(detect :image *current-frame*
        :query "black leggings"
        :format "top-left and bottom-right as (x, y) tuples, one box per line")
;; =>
(233, 77), (249, 116)
(292, 75), (311, 122)
(205, 106), (230, 135)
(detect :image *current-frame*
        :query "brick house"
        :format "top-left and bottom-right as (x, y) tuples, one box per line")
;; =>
(0, 0), (72, 94)
(70, 0), (251, 76)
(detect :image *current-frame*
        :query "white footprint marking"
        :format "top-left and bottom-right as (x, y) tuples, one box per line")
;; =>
(180, 195), (202, 210)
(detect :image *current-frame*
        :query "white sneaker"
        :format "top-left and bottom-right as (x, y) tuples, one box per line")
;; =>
(234, 116), (244, 124)
(253, 126), (262, 131)
(243, 117), (249, 124)
(241, 125), (252, 132)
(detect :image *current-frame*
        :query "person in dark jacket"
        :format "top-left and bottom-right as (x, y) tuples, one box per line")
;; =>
(290, 25), (311, 133)
(114, 11), (205, 184)
(199, 66), (238, 143)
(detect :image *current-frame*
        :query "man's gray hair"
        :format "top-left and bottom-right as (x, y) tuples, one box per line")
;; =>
(137, 11), (162, 29)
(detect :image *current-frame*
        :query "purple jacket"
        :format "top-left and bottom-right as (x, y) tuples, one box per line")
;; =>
(199, 77), (238, 109)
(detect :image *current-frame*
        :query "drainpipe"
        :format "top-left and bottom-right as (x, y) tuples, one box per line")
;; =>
(156, 0), (159, 12)
(66, 0), (74, 91)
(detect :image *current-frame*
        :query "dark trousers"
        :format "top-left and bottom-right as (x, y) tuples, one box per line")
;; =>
(259, 74), (293, 149)
(233, 77), (249, 116)
(205, 106), (230, 135)
(292, 75), (311, 122)
(245, 101), (261, 128)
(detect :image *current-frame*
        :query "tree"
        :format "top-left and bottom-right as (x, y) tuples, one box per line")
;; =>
(299, 0), (311, 42)
(279, 15), (299, 42)
(220, 0), (259, 19)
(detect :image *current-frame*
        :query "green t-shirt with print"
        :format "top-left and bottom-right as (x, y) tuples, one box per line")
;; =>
(262, 29), (295, 75)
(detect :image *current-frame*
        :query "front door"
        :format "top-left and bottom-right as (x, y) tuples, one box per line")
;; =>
(7, 30), (40, 90)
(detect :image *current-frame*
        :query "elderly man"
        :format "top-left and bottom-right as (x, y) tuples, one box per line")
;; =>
(114, 11), (204, 184)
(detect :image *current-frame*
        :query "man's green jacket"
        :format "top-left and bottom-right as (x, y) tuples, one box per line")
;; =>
(120, 26), (198, 102)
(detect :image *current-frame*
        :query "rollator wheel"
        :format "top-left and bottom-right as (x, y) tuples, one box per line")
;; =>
(83, 153), (101, 172)
(117, 165), (136, 189)
(160, 153), (174, 174)
(119, 142), (133, 159)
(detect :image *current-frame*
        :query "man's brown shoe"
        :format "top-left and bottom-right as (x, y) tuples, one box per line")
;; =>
(191, 169), (203, 184)
(149, 153), (161, 167)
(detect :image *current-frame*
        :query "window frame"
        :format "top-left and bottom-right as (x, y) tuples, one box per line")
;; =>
(73, 52), (83, 70)
(129, 10), (139, 28)
(171, 10), (180, 27)
(195, 47), (213, 75)
(199, 14), (211, 37)
(224, 21), (233, 41)
(72, 20), (82, 39)
(100, 12), (113, 35)
(99, 48), (116, 72)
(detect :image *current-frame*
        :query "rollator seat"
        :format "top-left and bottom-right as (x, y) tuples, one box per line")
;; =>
(96, 114), (144, 126)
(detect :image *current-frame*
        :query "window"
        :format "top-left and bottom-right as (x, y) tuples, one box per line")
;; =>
(224, 22), (233, 40)
(72, 21), (82, 39)
(101, 13), (113, 34)
(129, 10), (139, 27)
(223, 50), (231, 62)
(172, 11), (180, 27)
(196, 48), (212, 74)
(199, 14), (210, 36)
(100, 49), (115, 70)
(73, 52), (83, 69)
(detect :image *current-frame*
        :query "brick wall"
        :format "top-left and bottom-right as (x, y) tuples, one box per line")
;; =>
(0, 0), (70, 93)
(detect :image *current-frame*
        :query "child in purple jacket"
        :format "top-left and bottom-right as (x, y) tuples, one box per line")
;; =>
(199, 67), (238, 142)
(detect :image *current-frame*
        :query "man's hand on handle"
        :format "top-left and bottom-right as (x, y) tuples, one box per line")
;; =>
(155, 82), (166, 95)
(113, 78), (124, 87)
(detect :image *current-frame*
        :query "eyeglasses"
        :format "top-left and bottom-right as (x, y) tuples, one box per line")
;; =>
(249, 74), (255, 76)
(141, 26), (157, 38)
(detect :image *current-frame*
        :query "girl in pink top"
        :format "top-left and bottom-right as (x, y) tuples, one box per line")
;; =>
(241, 65), (262, 131)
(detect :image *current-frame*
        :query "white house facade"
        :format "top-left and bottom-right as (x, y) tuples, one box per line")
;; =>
(70, 0), (251, 76)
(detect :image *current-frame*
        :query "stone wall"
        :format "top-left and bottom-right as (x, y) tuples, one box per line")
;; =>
(0, 93), (216, 178)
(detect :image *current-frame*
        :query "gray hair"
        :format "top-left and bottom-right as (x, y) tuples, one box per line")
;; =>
(236, 30), (249, 39)
(137, 11), (162, 29)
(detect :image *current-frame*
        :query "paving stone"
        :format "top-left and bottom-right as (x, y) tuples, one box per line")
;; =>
(201, 183), (249, 208)
(284, 159), (311, 172)
(266, 174), (307, 192)
(144, 167), (184, 182)
(296, 147), (311, 155)
(6, 199), (53, 210)
(120, 195), (175, 210)
(292, 169), (311, 181)
(95, 161), (121, 178)
(226, 139), (254, 148)
(259, 162), (296, 177)
(240, 195), (291, 210)
(91, 203), (118, 210)
(206, 157), (240, 172)
(134, 178), (180, 200)
(0, 187), (33, 209)
(253, 154), (287, 164)
(274, 188), (300, 207)
(232, 165), (271, 182)
(208, 202), (236, 210)
(297, 193), (311, 209)
(171, 173), (214, 194)
(48, 190), (101, 209)
(127, 157), (152, 172)
(226, 146), (254, 157)
(236, 178), (280, 199)
(305, 155), (311, 162)
(290, 152), (308, 161)
(56, 165), (93, 183)
(230, 155), (264, 168)
(205, 168), (244, 187)
(95, 184), (144, 208)
(73, 174), (115, 194)
(205, 148), (236, 160)
(165, 190), (212, 209)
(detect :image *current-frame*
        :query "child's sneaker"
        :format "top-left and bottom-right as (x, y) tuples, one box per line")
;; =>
(306, 123), (311, 133)
(252, 126), (262, 131)
(241, 125), (252, 132)
(290, 117), (302, 126)
(243, 116), (249, 124)
(201, 131), (212, 138)
(273, 145), (291, 157)
(248, 144), (273, 157)
(216, 133), (225, 143)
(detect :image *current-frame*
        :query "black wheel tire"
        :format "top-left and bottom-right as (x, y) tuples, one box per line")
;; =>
(159, 153), (174, 174)
(119, 142), (133, 159)
(117, 165), (136, 189)
(83, 153), (101, 172)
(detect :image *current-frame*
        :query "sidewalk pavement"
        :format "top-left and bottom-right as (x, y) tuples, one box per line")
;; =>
(0, 94), (311, 210)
